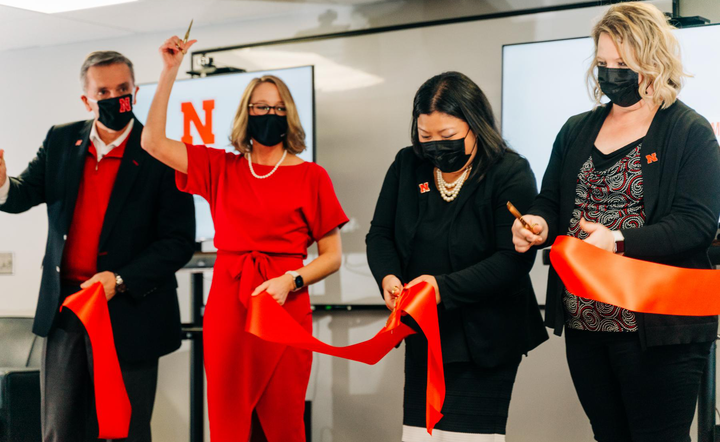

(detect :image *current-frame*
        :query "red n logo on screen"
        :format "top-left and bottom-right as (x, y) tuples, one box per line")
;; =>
(119, 97), (131, 113)
(181, 100), (216, 145)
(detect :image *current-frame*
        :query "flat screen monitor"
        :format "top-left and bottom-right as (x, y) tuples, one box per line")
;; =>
(134, 65), (315, 242)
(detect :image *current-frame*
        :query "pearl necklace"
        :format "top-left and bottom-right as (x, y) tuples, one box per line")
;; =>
(247, 149), (287, 179)
(436, 167), (471, 202)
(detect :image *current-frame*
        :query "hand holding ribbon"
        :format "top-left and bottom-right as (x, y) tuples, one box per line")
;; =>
(577, 218), (615, 252)
(550, 236), (720, 316)
(60, 283), (132, 439)
(406, 275), (441, 304)
(245, 281), (446, 434)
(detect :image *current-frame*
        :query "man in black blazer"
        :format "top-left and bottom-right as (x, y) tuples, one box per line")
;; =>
(0, 51), (195, 442)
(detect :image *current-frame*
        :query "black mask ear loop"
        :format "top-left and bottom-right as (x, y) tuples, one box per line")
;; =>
(464, 129), (478, 171)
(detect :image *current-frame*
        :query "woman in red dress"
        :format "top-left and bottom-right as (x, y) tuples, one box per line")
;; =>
(141, 37), (348, 441)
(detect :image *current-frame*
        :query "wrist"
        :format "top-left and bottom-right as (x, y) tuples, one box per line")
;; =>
(0, 176), (9, 204)
(382, 274), (397, 288)
(285, 271), (304, 292)
(285, 273), (296, 291)
(162, 63), (181, 73)
(113, 272), (127, 294)
(160, 67), (180, 81)
(612, 230), (625, 254)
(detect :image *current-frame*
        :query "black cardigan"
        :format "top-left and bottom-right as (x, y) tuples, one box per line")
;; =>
(530, 100), (720, 346)
(366, 147), (548, 368)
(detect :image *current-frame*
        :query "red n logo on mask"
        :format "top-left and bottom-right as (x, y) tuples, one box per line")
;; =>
(181, 100), (215, 145)
(119, 97), (131, 113)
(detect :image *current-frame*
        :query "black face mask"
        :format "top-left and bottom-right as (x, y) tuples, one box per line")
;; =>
(92, 93), (135, 131)
(597, 67), (642, 107)
(248, 115), (288, 147)
(420, 132), (473, 173)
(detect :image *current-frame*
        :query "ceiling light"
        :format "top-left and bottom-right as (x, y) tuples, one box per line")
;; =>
(0, 0), (138, 14)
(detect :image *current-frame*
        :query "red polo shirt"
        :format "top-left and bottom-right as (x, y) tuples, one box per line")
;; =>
(61, 138), (128, 284)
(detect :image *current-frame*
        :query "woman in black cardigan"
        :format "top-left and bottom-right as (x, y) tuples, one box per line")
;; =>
(512, 3), (720, 441)
(367, 71), (547, 441)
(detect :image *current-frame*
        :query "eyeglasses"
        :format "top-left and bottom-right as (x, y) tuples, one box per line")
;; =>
(248, 103), (287, 116)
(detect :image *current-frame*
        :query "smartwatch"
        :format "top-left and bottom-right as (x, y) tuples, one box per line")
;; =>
(285, 271), (304, 292)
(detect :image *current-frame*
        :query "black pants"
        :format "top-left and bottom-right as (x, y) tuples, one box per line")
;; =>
(565, 329), (712, 442)
(41, 287), (159, 442)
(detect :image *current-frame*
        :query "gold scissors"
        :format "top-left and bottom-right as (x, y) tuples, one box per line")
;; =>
(507, 201), (533, 231)
(179, 19), (193, 54)
(386, 286), (402, 329)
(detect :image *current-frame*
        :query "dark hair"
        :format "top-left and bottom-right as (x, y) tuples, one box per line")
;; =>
(411, 71), (508, 180)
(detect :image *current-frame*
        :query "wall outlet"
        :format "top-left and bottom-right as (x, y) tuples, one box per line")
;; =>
(0, 252), (14, 275)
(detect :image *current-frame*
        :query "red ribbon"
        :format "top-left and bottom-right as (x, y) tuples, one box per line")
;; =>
(61, 283), (132, 439)
(550, 236), (720, 315)
(246, 282), (445, 434)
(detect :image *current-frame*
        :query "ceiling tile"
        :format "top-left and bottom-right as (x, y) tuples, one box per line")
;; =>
(0, 5), (46, 23)
(0, 13), (132, 52)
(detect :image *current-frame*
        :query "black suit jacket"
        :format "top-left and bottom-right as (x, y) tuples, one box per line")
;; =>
(530, 100), (720, 346)
(0, 118), (196, 362)
(366, 147), (548, 368)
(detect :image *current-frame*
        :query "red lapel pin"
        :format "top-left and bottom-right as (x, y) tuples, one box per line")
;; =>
(132, 160), (139, 166)
(646, 153), (658, 164)
(419, 182), (430, 193)
(75, 139), (82, 146)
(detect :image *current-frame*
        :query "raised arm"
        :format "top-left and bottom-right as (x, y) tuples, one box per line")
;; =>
(140, 36), (197, 173)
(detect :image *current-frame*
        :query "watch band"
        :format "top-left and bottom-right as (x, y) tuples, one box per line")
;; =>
(114, 273), (127, 293)
(285, 271), (303, 292)
(612, 230), (625, 254)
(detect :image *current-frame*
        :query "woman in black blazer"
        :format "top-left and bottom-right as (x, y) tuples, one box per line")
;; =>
(511, 4), (720, 441)
(366, 71), (547, 441)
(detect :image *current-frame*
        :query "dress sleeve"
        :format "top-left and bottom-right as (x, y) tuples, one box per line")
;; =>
(175, 143), (227, 203)
(307, 165), (349, 241)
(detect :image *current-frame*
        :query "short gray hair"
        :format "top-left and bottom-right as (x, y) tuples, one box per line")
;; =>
(80, 51), (135, 91)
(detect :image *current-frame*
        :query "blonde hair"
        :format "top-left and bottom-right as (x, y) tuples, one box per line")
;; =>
(230, 75), (306, 154)
(587, 2), (688, 109)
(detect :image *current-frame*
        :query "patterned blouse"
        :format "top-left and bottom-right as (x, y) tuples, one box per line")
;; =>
(563, 139), (646, 332)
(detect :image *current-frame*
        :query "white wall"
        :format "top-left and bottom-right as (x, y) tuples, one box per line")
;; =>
(680, 0), (720, 22)
(4, 2), (711, 442)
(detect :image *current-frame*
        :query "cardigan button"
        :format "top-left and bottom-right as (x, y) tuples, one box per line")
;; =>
(63, 235), (67, 241)
(55, 266), (60, 273)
